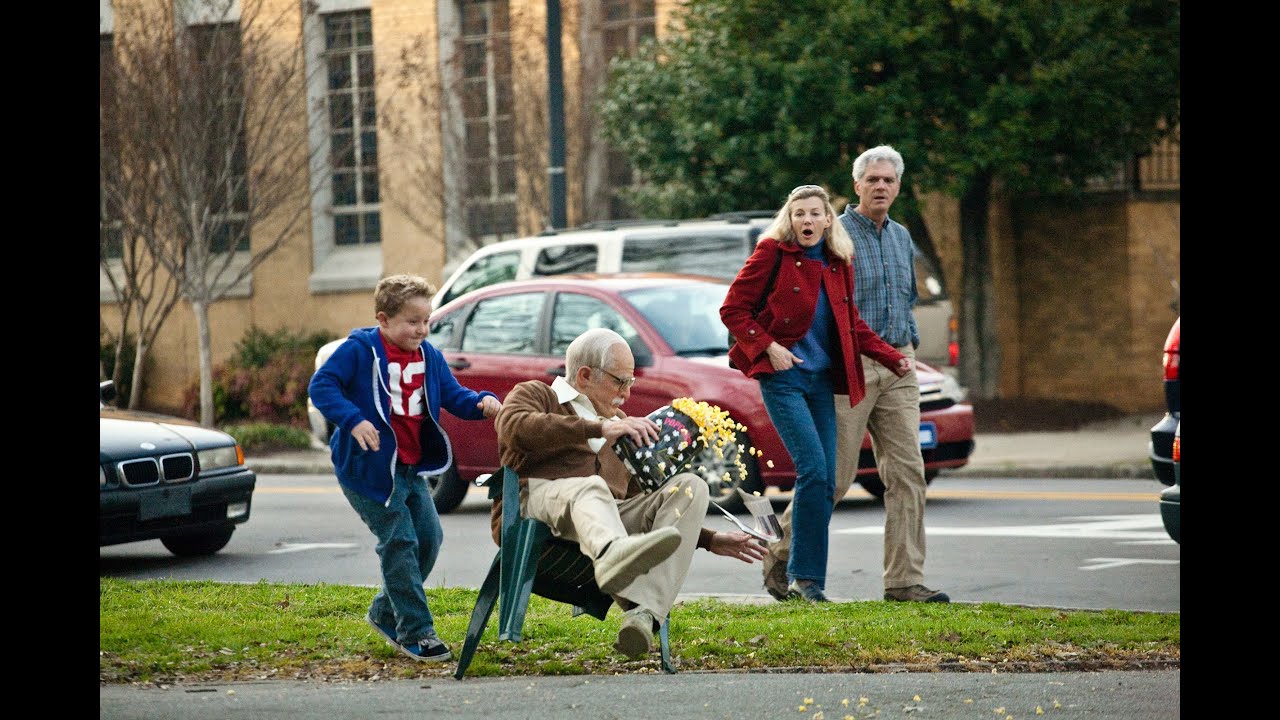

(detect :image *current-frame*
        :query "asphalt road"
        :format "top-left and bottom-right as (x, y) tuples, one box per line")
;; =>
(99, 473), (1179, 613)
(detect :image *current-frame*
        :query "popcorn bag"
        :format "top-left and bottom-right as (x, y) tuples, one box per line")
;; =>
(613, 405), (705, 493)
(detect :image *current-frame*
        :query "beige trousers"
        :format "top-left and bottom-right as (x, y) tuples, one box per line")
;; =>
(523, 472), (709, 622)
(773, 345), (929, 589)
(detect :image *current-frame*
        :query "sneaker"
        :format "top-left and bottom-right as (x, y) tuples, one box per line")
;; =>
(366, 613), (399, 647)
(613, 607), (656, 659)
(884, 584), (951, 603)
(761, 554), (790, 601)
(399, 634), (452, 663)
(594, 527), (683, 595)
(786, 580), (831, 603)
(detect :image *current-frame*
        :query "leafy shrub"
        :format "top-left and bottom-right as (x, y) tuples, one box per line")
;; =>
(223, 422), (313, 452)
(185, 326), (335, 427)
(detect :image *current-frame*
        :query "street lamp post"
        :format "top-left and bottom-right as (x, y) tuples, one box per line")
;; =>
(546, 0), (567, 230)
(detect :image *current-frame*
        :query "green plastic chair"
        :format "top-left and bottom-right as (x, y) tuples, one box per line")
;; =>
(453, 466), (674, 679)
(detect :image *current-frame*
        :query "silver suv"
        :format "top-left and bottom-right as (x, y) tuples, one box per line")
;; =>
(433, 212), (957, 369)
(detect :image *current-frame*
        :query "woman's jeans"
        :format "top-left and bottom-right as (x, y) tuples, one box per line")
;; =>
(341, 463), (444, 643)
(758, 367), (837, 590)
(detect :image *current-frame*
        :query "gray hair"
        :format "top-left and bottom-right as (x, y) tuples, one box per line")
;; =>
(565, 328), (629, 388)
(852, 145), (905, 182)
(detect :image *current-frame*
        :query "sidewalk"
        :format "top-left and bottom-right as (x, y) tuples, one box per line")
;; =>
(247, 413), (1161, 480)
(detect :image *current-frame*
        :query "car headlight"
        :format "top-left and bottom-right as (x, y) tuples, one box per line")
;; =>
(920, 374), (967, 403)
(198, 444), (245, 470)
(100, 466), (107, 487)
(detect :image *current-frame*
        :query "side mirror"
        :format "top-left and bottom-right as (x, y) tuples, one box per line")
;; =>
(100, 380), (117, 405)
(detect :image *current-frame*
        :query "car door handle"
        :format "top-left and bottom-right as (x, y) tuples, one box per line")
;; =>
(546, 366), (566, 377)
(448, 359), (471, 370)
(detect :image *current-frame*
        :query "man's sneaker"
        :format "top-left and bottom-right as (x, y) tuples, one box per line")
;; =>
(884, 584), (951, 603)
(613, 607), (656, 659)
(594, 527), (682, 595)
(366, 613), (399, 647)
(761, 554), (790, 601)
(398, 634), (452, 663)
(786, 580), (831, 603)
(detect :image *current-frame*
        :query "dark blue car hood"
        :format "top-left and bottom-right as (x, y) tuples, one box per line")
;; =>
(100, 413), (236, 463)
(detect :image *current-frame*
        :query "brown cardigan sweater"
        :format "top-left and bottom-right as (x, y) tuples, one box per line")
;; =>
(490, 379), (715, 550)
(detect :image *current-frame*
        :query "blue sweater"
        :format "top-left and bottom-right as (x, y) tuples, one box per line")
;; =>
(307, 326), (498, 505)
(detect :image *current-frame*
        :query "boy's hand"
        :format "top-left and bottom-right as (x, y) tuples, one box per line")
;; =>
(351, 420), (380, 452)
(478, 395), (502, 418)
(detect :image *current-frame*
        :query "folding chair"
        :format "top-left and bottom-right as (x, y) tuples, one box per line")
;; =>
(453, 466), (675, 679)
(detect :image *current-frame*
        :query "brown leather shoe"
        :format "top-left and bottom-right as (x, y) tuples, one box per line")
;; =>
(884, 584), (951, 603)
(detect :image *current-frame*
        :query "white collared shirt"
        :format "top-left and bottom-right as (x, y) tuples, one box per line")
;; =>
(551, 375), (609, 454)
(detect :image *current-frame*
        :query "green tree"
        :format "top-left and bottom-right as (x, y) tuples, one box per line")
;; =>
(599, 0), (1179, 399)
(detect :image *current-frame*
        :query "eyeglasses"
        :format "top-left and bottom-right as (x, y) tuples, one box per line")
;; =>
(789, 184), (825, 196)
(596, 367), (636, 391)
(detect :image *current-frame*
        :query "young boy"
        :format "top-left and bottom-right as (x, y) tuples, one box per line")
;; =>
(308, 274), (502, 662)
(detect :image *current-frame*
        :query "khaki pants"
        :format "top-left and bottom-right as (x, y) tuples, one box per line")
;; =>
(523, 472), (709, 622)
(773, 345), (928, 590)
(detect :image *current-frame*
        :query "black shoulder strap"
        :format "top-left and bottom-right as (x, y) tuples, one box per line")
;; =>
(752, 246), (784, 315)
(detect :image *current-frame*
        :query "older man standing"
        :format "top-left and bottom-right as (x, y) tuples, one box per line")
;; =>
(495, 327), (766, 659)
(763, 145), (950, 604)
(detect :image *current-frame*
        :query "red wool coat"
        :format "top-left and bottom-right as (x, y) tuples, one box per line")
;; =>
(720, 237), (904, 407)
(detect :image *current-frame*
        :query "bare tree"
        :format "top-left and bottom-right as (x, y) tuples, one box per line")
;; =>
(100, 0), (326, 426)
(376, 3), (574, 274)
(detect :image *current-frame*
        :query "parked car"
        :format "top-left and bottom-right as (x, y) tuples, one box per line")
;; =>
(308, 274), (974, 514)
(432, 213), (959, 370)
(100, 381), (257, 556)
(1148, 317), (1180, 485)
(1159, 419), (1179, 543)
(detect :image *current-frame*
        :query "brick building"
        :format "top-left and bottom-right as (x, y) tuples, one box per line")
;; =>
(99, 0), (1179, 416)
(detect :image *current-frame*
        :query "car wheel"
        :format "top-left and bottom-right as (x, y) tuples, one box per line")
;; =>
(160, 526), (235, 557)
(856, 470), (937, 500)
(703, 442), (761, 515)
(430, 464), (468, 515)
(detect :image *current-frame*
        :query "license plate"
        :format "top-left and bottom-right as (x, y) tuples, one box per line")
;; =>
(919, 421), (938, 450)
(139, 485), (193, 521)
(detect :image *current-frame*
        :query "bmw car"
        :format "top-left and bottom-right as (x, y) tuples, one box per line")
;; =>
(100, 380), (257, 556)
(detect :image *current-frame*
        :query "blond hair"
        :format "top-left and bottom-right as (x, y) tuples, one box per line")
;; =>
(759, 184), (853, 262)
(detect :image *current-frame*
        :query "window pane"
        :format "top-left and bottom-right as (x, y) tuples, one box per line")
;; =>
(534, 244), (598, 275)
(621, 233), (750, 279)
(331, 131), (354, 167)
(334, 214), (359, 245)
(360, 90), (377, 125)
(325, 15), (352, 50)
(461, 292), (543, 354)
(363, 212), (380, 244)
(466, 161), (492, 196)
(362, 171), (380, 203)
(357, 51), (375, 86)
(332, 171), (356, 204)
(328, 94), (353, 129)
(361, 131), (378, 166)
(550, 293), (641, 358)
(443, 251), (519, 306)
(327, 56), (350, 90)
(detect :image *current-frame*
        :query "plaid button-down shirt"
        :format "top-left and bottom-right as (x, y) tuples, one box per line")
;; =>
(839, 205), (919, 349)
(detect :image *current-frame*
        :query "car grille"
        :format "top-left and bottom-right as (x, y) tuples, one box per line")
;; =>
(918, 385), (955, 412)
(117, 453), (195, 487)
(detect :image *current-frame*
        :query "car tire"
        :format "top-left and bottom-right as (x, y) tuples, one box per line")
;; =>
(430, 465), (468, 515)
(705, 444), (761, 515)
(856, 470), (937, 500)
(161, 526), (235, 557)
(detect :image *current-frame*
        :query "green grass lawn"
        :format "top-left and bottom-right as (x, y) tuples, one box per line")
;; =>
(99, 578), (1179, 684)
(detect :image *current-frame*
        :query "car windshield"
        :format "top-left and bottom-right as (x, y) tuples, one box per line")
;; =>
(623, 284), (730, 356)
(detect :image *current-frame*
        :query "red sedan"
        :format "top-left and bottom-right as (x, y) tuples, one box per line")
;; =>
(309, 273), (974, 513)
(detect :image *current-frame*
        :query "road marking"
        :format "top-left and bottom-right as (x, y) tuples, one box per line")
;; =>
(268, 542), (358, 554)
(1079, 557), (1180, 571)
(835, 513), (1173, 542)
(256, 487), (340, 494)
(925, 490), (1157, 502)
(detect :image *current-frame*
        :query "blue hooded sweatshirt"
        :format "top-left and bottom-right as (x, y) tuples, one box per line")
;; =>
(307, 326), (498, 506)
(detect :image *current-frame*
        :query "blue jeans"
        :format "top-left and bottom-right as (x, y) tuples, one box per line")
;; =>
(341, 464), (444, 643)
(758, 367), (837, 590)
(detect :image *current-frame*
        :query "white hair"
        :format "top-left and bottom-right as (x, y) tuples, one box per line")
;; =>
(852, 145), (905, 182)
(565, 328), (629, 388)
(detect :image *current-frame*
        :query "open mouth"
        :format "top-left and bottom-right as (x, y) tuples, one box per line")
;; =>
(801, 229), (814, 238)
